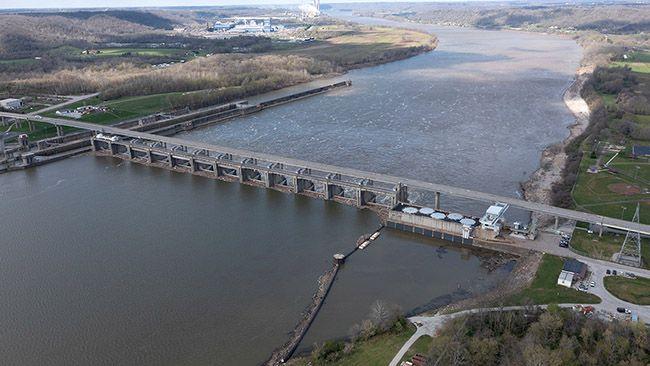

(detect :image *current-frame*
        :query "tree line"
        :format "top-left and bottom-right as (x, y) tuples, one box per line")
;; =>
(551, 65), (649, 208)
(427, 305), (649, 366)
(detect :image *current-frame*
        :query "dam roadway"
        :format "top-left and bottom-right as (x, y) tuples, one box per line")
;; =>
(3, 110), (650, 235)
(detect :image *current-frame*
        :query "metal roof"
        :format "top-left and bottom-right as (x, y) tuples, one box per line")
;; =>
(562, 259), (586, 274)
(633, 145), (650, 156)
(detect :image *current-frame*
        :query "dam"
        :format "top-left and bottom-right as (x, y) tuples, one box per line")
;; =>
(81, 129), (650, 236)
(0, 12), (630, 366)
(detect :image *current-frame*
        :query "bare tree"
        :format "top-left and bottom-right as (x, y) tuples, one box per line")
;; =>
(369, 300), (391, 329)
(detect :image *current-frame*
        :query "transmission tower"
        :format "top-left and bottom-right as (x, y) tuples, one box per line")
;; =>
(617, 203), (642, 267)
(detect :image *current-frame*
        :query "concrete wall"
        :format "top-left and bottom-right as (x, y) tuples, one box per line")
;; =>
(385, 220), (473, 245)
(388, 210), (465, 236)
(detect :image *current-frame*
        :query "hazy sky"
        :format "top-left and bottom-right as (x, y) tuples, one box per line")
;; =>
(1, 0), (493, 10)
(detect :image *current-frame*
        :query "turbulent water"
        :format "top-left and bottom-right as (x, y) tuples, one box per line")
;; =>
(180, 14), (581, 220)
(0, 14), (580, 366)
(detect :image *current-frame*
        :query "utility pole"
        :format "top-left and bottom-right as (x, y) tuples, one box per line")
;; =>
(617, 203), (642, 267)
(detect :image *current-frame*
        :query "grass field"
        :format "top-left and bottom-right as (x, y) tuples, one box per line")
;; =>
(87, 48), (187, 58)
(612, 51), (650, 74)
(399, 335), (432, 363)
(285, 25), (436, 68)
(570, 228), (650, 268)
(571, 152), (650, 223)
(288, 325), (419, 366)
(570, 229), (624, 261)
(502, 254), (601, 305)
(604, 275), (650, 305)
(4, 121), (80, 141)
(43, 92), (183, 125)
(570, 51), (650, 224)
(0, 58), (38, 65)
(11, 92), (183, 140)
(61, 46), (190, 61)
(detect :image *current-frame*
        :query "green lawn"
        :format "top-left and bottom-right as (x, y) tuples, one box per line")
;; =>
(43, 92), (183, 125)
(606, 152), (650, 182)
(611, 61), (650, 74)
(4, 121), (80, 141)
(570, 229), (623, 261)
(571, 152), (650, 223)
(600, 92), (617, 108)
(12, 92), (182, 140)
(570, 228), (650, 269)
(611, 51), (650, 74)
(502, 254), (601, 305)
(0, 58), (38, 65)
(399, 335), (432, 363)
(90, 48), (186, 57)
(288, 325), (417, 366)
(66, 48), (189, 61)
(604, 275), (650, 305)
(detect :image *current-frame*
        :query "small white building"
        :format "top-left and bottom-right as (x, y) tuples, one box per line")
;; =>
(557, 270), (574, 288)
(479, 202), (509, 233)
(557, 259), (587, 288)
(0, 98), (23, 110)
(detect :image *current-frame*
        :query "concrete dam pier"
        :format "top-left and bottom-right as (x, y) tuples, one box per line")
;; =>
(4, 99), (650, 237)
(91, 137), (409, 209)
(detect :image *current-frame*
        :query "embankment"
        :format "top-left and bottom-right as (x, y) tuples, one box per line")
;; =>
(265, 263), (341, 366)
(521, 65), (593, 225)
(264, 227), (382, 365)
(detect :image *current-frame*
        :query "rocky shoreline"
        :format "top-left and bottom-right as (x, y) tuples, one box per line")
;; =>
(520, 65), (593, 226)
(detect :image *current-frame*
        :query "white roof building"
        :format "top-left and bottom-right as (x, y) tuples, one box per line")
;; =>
(479, 202), (509, 232)
(0, 98), (23, 110)
(557, 270), (574, 288)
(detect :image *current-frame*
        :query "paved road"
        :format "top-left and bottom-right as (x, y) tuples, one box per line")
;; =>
(390, 305), (568, 366)
(28, 93), (100, 115)
(392, 233), (650, 366)
(2, 110), (650, 235)
(519, 231), (650, 320)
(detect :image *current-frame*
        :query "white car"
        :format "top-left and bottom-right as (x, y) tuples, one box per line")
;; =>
(590, 281), (596, 287)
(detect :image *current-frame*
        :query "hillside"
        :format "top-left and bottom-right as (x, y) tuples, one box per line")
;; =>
(0, 11), (179, 59)
(353, 3), (650, 35)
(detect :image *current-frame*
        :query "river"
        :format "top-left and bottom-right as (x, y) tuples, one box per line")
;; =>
(180, 12), (581, 220)
(0, 14), (580, 366)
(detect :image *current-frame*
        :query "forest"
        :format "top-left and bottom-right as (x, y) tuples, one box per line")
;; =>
(428, 306), (649, 366)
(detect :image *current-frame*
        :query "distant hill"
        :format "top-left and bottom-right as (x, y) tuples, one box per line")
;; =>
(348, 3), (650, 35)
(4, 10), (175, 29)
(0, 10), (177, 58)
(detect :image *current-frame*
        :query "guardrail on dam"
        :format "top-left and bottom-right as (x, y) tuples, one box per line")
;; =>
(2, 108), (650, 235)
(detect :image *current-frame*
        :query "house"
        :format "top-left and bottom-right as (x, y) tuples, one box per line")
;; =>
(0, 98), (23, 110)
(563, 259), (587, 279)
(632, 145), (650, 158)
(557, 259), (587, 288)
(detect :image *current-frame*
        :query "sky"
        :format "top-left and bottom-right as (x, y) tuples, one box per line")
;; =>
(0, 0), (496, 10)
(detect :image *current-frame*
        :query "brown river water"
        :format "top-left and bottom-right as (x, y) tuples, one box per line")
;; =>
(0, 14), (579, 366)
